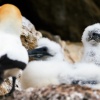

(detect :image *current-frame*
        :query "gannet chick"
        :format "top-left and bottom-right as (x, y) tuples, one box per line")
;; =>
(70, 63), (100, 86)
(0, 4), (28, 95)
(21, 61), (72, 89)
(21, 61), (100, 89)
(28, 37), (66, 61)
(81, 23), (100, 66)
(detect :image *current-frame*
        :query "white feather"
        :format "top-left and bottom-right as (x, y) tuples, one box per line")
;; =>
(21, 61), (100, 89)
(0, 33), (28, 63)
(21, 61), (72, 89)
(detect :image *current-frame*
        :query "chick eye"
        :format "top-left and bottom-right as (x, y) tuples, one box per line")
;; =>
(42, 47), (48, 52)
(92, 33), (97, 36)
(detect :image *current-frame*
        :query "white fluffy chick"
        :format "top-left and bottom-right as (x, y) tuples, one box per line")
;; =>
(21, 61), (100, 89)
(0, 4), (28, 95)
(21, 37), (69, 89)
(81, 23), (100, 66)
(21, 61), (71, 89)
(28, 37), (66, 61)
(21, 36), (100, 89)
(69, 63), (100, 86)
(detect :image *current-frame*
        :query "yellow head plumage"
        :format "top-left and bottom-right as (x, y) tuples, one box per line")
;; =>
(0, 4), (22, 35)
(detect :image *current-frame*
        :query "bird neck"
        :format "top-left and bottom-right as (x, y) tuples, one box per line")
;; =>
(0, 20), (21, 37)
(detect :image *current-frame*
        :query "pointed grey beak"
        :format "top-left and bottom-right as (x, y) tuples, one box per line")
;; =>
(28, 47), (53, 59)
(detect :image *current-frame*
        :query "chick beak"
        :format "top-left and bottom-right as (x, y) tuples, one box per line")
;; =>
(28, 47), (53, 59)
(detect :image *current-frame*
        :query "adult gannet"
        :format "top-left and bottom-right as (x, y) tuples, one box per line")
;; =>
(0, 4), (28, 96)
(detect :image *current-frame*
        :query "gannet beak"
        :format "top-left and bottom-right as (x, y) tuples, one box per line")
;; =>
(28, 47), (53, 59)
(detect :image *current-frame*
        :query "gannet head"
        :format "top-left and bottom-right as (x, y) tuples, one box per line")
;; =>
(82, 23), (100, 46)
(28, 38), (65, 61)
(0, 4), (22, 36)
